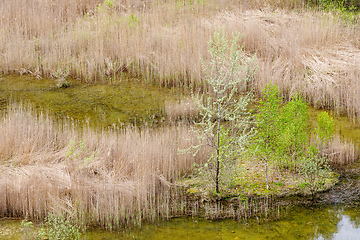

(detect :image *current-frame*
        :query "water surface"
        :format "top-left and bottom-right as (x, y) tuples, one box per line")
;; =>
(1, 204), (359, 239)
(0, 75), (178, 127)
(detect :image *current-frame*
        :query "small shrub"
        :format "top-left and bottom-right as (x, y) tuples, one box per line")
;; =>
(299, 147), (331, 197)
(21, 219), (34, 240)
(37, 213), (82, 240)
(56, 78), (71, 88)
(66, 140), (97, 168)
(316, 111), (334, 146)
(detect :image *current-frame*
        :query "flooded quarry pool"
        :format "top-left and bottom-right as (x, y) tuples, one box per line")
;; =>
(0, 75), (360, 240)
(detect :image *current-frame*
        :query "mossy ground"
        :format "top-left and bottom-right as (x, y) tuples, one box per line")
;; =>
(233, 160), (338, 197)
(181, 159), (339, 200)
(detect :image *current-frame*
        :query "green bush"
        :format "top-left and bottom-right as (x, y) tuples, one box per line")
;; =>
(253, 84), (334, 193)
(316, 111), (334, 146)
(307, 0), (360, 9)
(253, 86), (309, 188)
(37, 213), (82, 240)
(278, 95), (309, 171)
(307, 0), (359, 22)
(299, 146), (331, 197)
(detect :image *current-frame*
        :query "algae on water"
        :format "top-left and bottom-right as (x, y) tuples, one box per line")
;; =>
(0, 75), (177, 128)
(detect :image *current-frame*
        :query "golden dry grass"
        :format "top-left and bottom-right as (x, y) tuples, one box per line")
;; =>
(0, 104), (208, 228)
(1, 0), (359, 120)
(320, 134), (359, 166)
(165, 98), (200, 121)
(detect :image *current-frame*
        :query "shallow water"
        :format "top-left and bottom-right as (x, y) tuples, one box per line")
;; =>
(308, 108), (360, 148)
(1, 204), (359, 240)
(0, 75), (178, 128)
(1, 75), (359, 143)
(123, 205), (360, 240)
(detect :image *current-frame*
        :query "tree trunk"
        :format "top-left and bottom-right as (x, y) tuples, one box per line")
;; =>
(215, 101), (221, 193)
(265, 154), (269, 190)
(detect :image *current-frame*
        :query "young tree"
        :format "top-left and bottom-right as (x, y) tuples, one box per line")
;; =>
(278, 95), (309, 171)
(192, 30), (256, 194)
(316, 111), (334, 148)
(254, 84), (334, 193)
(252, 85), (283, 190)
(299, 146), (330, 198)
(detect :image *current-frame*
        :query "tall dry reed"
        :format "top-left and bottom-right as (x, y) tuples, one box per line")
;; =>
(165, 98), (200, 122)
(319, 134), (359, 166)
(0, 104), (208, 228)
(1, 0), (359, 120)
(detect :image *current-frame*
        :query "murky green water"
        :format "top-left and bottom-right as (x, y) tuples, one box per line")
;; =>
(121, 205), (360, 240)
(1, 204), (359, 239)
(308, 108), (360, 147)
(0, 75), (178, 127)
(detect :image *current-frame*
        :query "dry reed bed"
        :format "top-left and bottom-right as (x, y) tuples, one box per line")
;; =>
(217, 10), (360, 119)
(322, 134), (359, 166)
(1, 0), (359, 120)
(165, 98), (200, 122)
(0, 104), (208, 228)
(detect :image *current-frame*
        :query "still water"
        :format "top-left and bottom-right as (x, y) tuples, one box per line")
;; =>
(0, 75), (177, 127)
(92, 205), (360, 240)
(1, 204), (359, 239)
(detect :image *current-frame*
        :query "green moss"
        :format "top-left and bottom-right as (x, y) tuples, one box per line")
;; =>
(182, 160), (339, 199)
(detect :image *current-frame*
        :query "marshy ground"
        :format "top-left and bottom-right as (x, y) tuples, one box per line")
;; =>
(0, 0), (360, 238)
